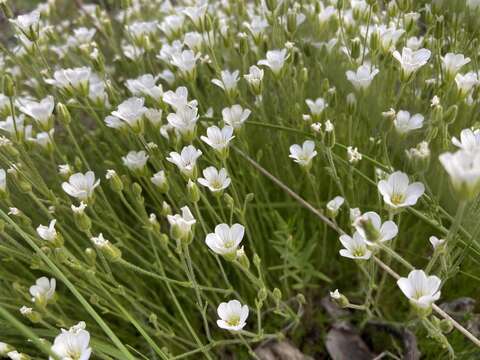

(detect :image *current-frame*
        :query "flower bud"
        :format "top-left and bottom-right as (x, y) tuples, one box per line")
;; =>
(85, 248), (96, 266)
(324, 120), (335, 148)
(161, 201), (172, 216)
(106, 170), (123, 193)
(56, 103), (71, 126)
(187, 180), (200, 203)
(330, 289), (349, 308)
(2, 74), (15, 97)
(258, 287), (268, 302)
(236, 246), (250, 268)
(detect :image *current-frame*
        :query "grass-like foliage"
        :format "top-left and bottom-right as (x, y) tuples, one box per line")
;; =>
(1, 0), (480, 358)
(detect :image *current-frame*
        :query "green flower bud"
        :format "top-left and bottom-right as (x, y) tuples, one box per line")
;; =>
(2, 74), (15, 97)
(85, 247), (97, 266)
(187, 180), (200, 203)
(56, 103), (71, 126)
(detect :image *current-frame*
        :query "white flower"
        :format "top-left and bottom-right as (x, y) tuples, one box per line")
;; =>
(439, 150), (480, 199)
(167, 206), (196, 241)
(452, 128), (480, 152)
(392, 47), (431, 76)
(16, 96), (54, 128)
(327, 196), (344, 214)
(10, 10), (40, 33)
(455, 72), (478, 96)
(429, 236), (445, 250)
(377, 171), (425, 208)
(354, 211), (398, 244)
(125, 74), (163, 101)
(145, 109), (163, 127)
(111, 97), (147, 130)
(68, 27), (96, 47)
(29, 277), (56, 304)
(222, 105), (251, 129)
(200, 125), (234, 152)
(305, 98), (327, 116)
(62, 171), (100, 201)
(406, 36), (423, 50)
(0, 169), (6, 192)
(91, 233), (110, 248)
(170, 50), (200, 76)
(339, 232), (372, 260)
(166, 145), (202, 178)
(36, 219), (57, 242)
(26, 128), (54, 149)
(151, 171), (167, 187)
(159, 14), (184, 37)
(183, 31), (203, 51)
(244, 65), (264, 92)
(163, 86), (197, 111)
(394, 110), (424, 134)
(126, 20), (158, 39)
(441, 53), (470, 77)
(212, 70), (240, 93)
(122, 150), (149, 171)
(258, 49), (288, 75)
(50, 322), (92, 360)
(289, 140), (317, 167)
(0, 115), (25, 135)
(347, 146), (362, 163)
(205, 223), (244, 256)
(45, 67), (92, 91)
(183, 2), (208, 27)
(216, 300), (249, 331)
(71, 202), (87, 214)
(346, 64), (379, 90)
(122, 43), (145, 60)
(374, 25), (405, 52)
(166, 105), (199, 137)
(198, 167), (231, 192)
(397, 269), (441, 309)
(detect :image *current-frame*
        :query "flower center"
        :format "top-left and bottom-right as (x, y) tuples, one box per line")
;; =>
(227, 315), (240, 326)
(391, 193), (405, 205)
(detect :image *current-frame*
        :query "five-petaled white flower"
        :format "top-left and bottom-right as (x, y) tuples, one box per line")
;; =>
(289, 140), (317, 168)
(111, 97), (147, 131)
(455, 72), (478, 96)
(200, 125), (235, 153)
(16, 96), (55, 129)
(258, 49), (288, 75)
(166, 105), (199, 137)
(50, 321), (92, 360)
(29, 277), (56, 304)
(198, 167), (231, 193)
(377, 171), (425, 209)
(45, 67), (92, 91)
(62, 171), (100, 202)
(10, 10), (40, 34)
(339, 231), (372, 260)
(441, 53), (470, 77)
(452, 128), (480, 152)
(212, 70), (240, 94)
(392, 47), (431, 77)
(222, 105), (251, 129)
(122, 150), (149, 171)
(216, 299), (249, 331)
(167, 206), (196, 241)
(205, 223), (245, 257)
(170, 50), (200, 77)
(354, 211), (398, 245)
(166, 145), (202, 178)
(439, 150), (480, 200)
(394, 110), (424, 134)
(346, 64), (379, 90)
(125, 74), (163, 101)
(397, 269), (441, 309)
(305, 98), (327, 116)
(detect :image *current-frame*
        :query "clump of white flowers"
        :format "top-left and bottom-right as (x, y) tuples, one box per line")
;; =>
(0, 0), (479, 358)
